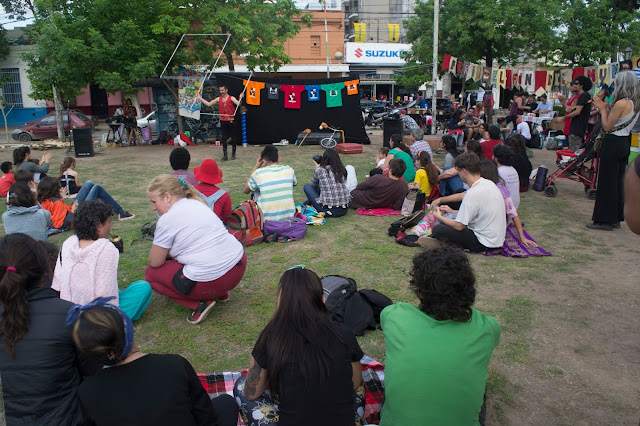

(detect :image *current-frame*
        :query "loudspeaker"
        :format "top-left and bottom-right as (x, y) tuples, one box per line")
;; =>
(383, 117), (403, 148)
(73, 128), (94, 157)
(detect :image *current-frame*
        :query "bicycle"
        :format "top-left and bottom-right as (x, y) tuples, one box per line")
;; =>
(166, 116), (220, 143)
(318, 122), (344, 149)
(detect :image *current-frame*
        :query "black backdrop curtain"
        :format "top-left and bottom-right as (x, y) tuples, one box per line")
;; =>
(215, 74), (370, 145)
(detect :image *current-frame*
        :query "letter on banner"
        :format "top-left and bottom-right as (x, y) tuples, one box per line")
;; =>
(546, 72), (553, 92)
(497, 69), (506, 88)
(441, 54), (452, 71)
(466, 63), (476, 81)
(456, 60), (464, 77)
(449, 56), (458, 74)
(512, 70), (519, 88)
(354, 23), (366, 43)
(491, 68), (498, 85)
(388, 24), (400, 42)
(611, 62), (619, 80)
(523, 71), (534, 93)
(598, 64), (610, 85)
(585, 66), (597, 83)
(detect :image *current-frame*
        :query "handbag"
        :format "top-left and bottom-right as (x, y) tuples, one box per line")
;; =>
(594, 111), (639, 152)
(401, 189), (426, 216)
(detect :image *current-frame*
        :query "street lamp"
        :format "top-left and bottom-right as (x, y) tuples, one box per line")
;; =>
(623, 46), (633, 61)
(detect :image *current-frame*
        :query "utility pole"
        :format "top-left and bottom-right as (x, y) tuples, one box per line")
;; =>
(431, 0), (439, 135)
(324, 0), (330, 78)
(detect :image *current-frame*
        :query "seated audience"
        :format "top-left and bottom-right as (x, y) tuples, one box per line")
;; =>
(380, 248), (500, 425)
(13, 146), (51, 174)
(70, 301), (239, 426)
(424, 153), (506, 252)
(38, 176), (134, 231)
(303, 149), (350, 217)
(466, 139), (486, 161)
(625, 156), (640, 234)
(448, 109), (466, 147)
(3, 182), (50, 241)
(350, 159), (409, 210)
(52, 200), (152, 321)
(380, 134), (416, 182)
(169, 147), (198, 186)
(504, 134), (533, 192)
(0, 161), (15, 197)
(0, 233), (100, 424)
(375, 147), (390, 169)
(59, 156), (83, 195)
(193, 158), (233, 222)
(411, 151), (439, 198)
(493, 144), (521, 208)
(409, 127), (433, 161)
(234, 266), (364, 426)
(243, 146), (297, 221)
(438, 135), (465, 196)
(480, 125), (503, 160)
(145, 175), (246, 324)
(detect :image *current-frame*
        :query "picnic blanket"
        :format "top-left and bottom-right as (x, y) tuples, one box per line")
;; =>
(481, 223), (551, 258)
(198, 354), (385, 425)
(357, 207), (402, 216)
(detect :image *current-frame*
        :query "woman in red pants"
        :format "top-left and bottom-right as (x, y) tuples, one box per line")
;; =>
(145, 175), (246, 324)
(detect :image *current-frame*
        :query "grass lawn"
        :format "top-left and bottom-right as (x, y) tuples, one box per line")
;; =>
(1, 134), (638, 424)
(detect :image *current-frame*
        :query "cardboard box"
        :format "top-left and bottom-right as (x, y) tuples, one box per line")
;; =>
(549, 119), (564, 131)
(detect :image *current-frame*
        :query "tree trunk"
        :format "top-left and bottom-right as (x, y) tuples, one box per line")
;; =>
(485, 44), (494, 125)
(52, 85), (66, 141)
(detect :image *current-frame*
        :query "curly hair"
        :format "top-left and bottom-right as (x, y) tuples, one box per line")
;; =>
(409, 248), (476, 321)
(169, 147), (191, 171)
(73, 200), (113, 241)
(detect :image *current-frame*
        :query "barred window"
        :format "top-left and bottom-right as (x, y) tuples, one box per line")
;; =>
(1, 68), (23, 108)
(311, 35), (321, 56)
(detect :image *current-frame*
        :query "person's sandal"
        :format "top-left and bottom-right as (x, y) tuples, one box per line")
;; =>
(187, 300), (216, 324)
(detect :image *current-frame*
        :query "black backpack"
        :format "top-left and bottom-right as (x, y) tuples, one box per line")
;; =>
(322, 275), (358, 322)
(388, 210), (425, 237)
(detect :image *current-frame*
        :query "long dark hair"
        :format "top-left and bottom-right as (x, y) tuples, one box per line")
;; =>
(418, 151), (439, 188)
(0, 234), (48, 358)
(391, 135), (411, 155)
(37, 176), (62, 202)
(13, 146), (30, 166)
(320, 149), (347, 183)
(72, 306), (126, 366)
(442, 135), (459, 158)
(255, 268), (342, 395)
(60, 157), (75, 176)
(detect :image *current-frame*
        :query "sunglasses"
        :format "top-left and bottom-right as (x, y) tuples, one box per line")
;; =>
(570, 81), (578, 85)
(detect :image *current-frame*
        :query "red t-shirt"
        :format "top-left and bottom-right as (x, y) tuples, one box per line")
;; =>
(194, 183), (232, 224)
(280, 85), (305, 109)
(480, 140), (502, 161)
(0, 173), (15, 196)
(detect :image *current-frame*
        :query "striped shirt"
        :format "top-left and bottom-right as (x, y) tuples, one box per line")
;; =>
(248, 164), (297, 221)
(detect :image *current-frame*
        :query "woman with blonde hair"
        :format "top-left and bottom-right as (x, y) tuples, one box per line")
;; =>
(145, 175), (246, 324)
(590, 71), (640, 231)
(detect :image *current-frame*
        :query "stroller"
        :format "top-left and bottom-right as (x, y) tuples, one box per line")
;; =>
(543, 121), (599, 199)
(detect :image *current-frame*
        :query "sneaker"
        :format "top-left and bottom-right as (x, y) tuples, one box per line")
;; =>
(586, 222), (613, 231)
(217, 293), (230, 303)
(118, 211), (135, 221)
(417, 236), (447, 250)
(187, 300), (216, 324)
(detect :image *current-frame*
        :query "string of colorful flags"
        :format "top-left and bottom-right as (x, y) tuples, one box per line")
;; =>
(441, 53), (640, 95)
(242, 79), (360, 109)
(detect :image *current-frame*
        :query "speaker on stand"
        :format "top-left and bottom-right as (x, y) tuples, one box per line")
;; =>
(72, 128), (94, 157)
(382, 116), (403, 148)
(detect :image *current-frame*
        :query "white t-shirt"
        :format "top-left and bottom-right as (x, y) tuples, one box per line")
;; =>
(153, 198), (244, 282)
(498, 165), (520, 209)
(455, 177), (506, 248)
(516, 121), (531, 140)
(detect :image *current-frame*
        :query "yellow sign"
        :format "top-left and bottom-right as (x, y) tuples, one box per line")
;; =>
(354, 23), (366, 43)
(388, 24), (400, 42)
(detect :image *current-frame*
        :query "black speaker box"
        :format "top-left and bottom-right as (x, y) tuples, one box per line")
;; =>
(73, 128), (94, 157)
(383, 117), (403, 148)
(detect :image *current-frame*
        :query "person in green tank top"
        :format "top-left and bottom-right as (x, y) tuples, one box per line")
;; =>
(380, 248), (501, 426)
(380, 134), (416, 182)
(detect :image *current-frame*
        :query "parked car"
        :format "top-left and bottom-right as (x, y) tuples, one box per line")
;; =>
(137, 111), (157, 135)
(12, 110), (95, 142)
(359, 99), (387, 114)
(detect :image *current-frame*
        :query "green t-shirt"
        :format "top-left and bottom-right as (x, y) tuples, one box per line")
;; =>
(321, 83), (344, 108)
(389, 149), (416, 182)
(380, 303), (501, 426)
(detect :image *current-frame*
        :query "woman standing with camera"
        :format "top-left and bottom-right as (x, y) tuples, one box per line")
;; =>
(52, 200), (152, 321)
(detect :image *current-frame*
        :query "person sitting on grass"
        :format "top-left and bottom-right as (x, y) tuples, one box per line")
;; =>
(410, 151), (439, 198)
(193, 158), (233, 223)
(169, 147), (198, 186)
(504, 134), (533, 192)
(480, 125), (502, 161)
(69, 300), (239, 426)
(243, 145), (297, 221)
(350, 158), (409, 211)
(37, 176), (134, 231)
(59, 156), (83, 196)
(379, 134), (416, 182)
(145, 175), (246, 325)
(421, 152), (506, 252)
(0, 161), (15, 197)
(234, 266), (364, 426)
(409, 127), (433, 161)
(2, 182), (51, 241)
(303, 148), (351, 218)
(379, 248), (500, 425)
(0, 233), (101, 425)
(13, 146), (50, 175)
(52, 200), (152, 321)
(438, 135), (465, 196)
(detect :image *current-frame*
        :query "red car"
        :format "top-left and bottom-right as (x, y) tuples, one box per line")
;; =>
(12, 110), (95, 142)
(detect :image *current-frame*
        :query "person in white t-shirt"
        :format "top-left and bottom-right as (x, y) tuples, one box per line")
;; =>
(492, 144), (520, 209)
(145, 175), (246, 324)
(515, 116), (531, 142)
(420, 152), (506, 252)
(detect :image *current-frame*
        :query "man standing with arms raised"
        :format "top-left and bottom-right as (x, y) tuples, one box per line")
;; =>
(198, 85), (243, 161)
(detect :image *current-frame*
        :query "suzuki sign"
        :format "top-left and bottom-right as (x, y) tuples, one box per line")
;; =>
(345, 42), (410, 65)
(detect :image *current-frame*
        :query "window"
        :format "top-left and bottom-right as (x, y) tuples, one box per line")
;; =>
(310, 35), (321, 56)
(1, 68), (23, 108)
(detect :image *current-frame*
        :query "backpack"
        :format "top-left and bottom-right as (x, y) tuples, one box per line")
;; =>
(131, 219), (158, 245)
(203, 189), (227, 210)
(226, 200), (264, 246)
(388, 210), (425, 237)
(321, 275), (358, 322)
(263, 218), (307, 242)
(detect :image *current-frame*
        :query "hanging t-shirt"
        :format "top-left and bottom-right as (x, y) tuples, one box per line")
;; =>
(243, 80), (265, 106)
(344, 80), (359, 95)
(305, 84), (321, 102)
(321, 83), (344, 108)
(280, 85), (305, 109)
(266, 83), (279, 100)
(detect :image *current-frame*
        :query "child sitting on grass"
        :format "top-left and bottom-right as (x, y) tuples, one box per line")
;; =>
(2, 182), (51, 241)
(410, 151), (440, 197)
